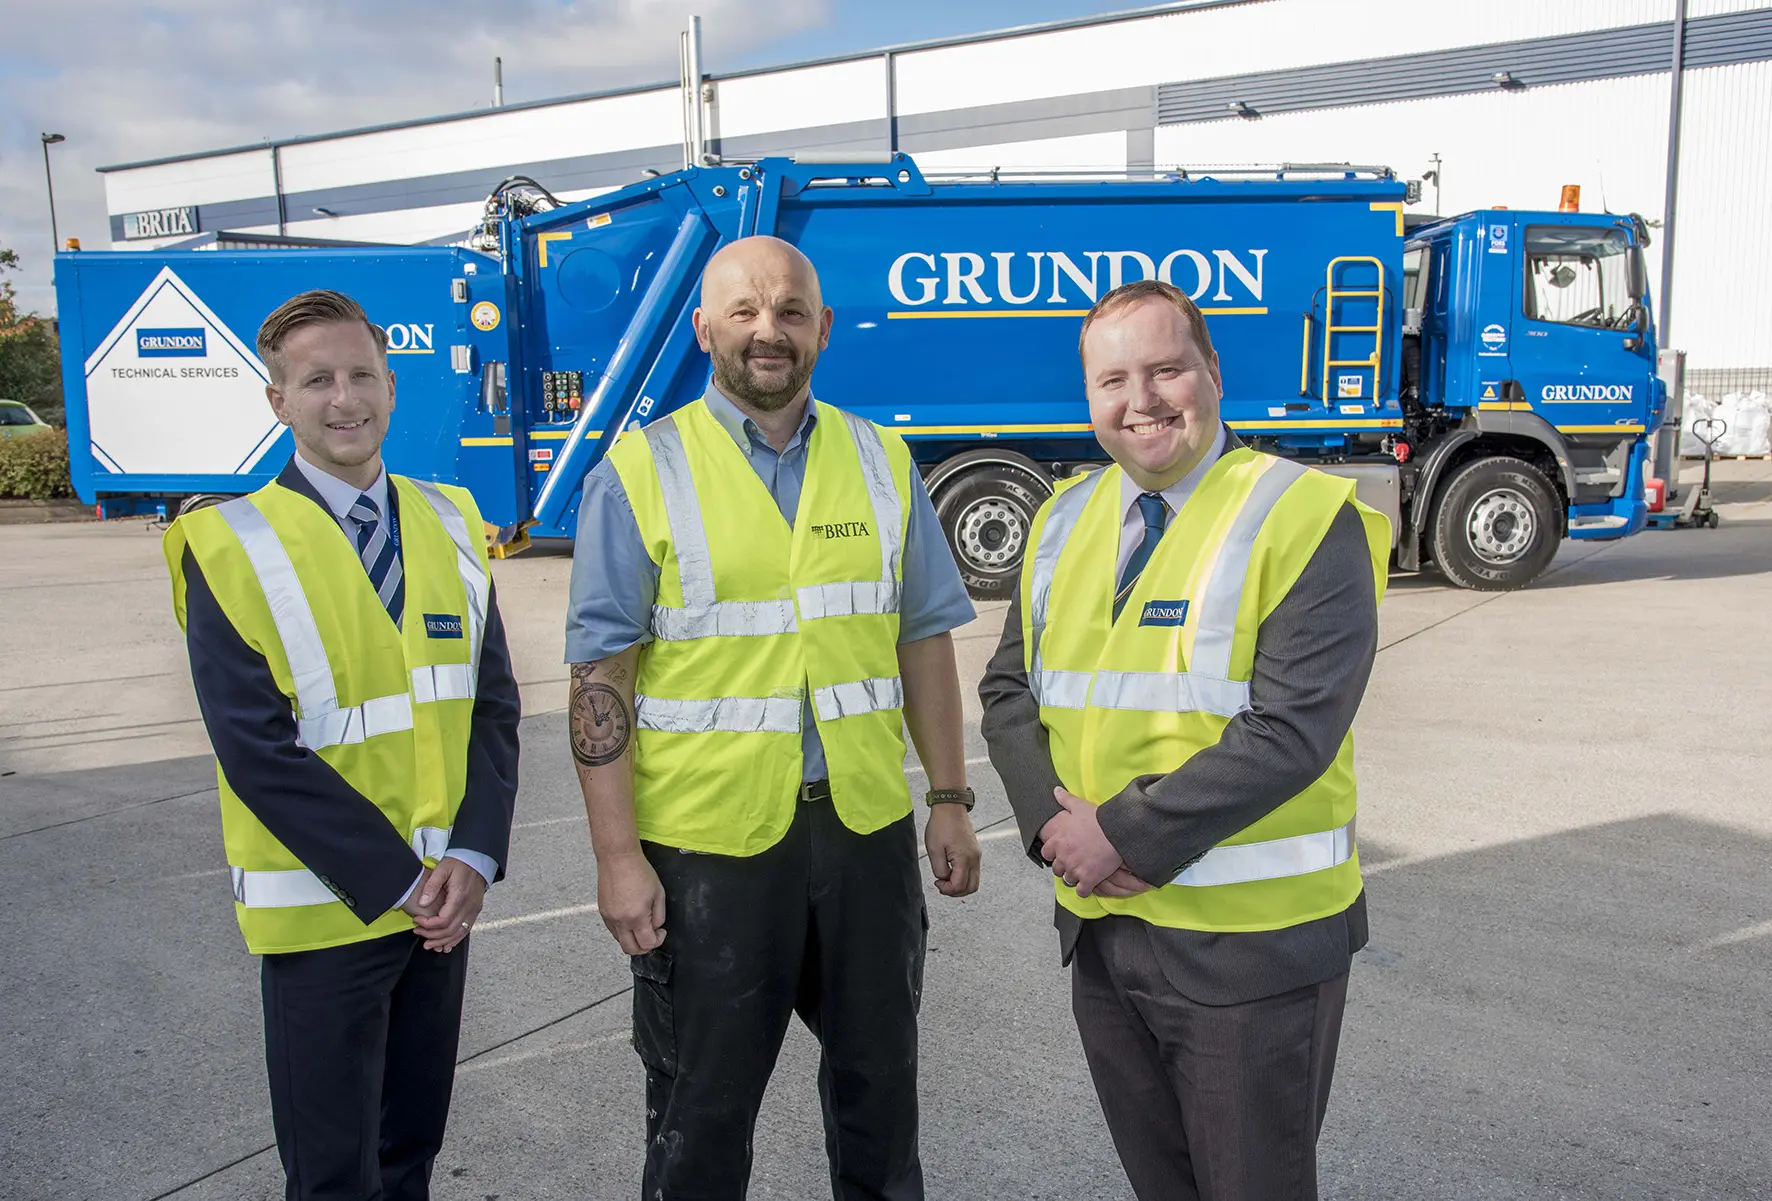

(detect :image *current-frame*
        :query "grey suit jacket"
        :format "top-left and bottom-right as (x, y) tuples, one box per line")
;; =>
(978, 433), (1378, 1005)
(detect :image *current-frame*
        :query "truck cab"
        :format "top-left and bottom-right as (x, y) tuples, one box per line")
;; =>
(1398, 209), (1659, 587)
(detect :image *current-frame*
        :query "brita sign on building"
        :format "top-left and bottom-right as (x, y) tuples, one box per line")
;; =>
(121, 206), (200, 240)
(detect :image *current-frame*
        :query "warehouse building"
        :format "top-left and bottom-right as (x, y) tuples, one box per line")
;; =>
(97, 0), (1772, 388)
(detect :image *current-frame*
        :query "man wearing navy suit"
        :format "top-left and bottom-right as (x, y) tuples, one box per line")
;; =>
(169, 290), (520, 1200)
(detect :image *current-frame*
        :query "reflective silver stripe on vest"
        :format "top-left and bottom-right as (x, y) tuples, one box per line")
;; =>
(811, 675), (904, 722)
(296, 692), (414, 751)
(411, 824), (453, 862)
(634, 693), (803, 735)
(796, 580), (899, 620)
(652, 599), (799, 641)
(1031, 669), (1094, 710)
(218, 498), (338, 722)
(1186, 457), (1308, 680)
(1088, 670), (1252, 719)
(1171, 821), (1354, 888)
(406, 479), (489, 670)
(231, 825), (456, 908)
(412, 663), (476, 704)
(1026, 469), (1110, 704)
(840, 410), (906, 590)
(643, 416), (799, 640)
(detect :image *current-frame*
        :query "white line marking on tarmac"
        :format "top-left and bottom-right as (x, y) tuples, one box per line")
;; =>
(475, 902), (600, 931)
(457, 1032), (627, 1074)
(1690, 919), (1772, 951)
(511, 813), (586, 830)
(977, 827), (1022, 843)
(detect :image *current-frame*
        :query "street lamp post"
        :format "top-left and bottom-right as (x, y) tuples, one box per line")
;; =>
(41, 133), (66, 255)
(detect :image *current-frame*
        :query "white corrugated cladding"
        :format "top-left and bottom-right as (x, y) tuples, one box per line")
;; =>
(96, 0), (1772, 373)
(713, 58), (887, 138)
(280, 89), (680, 194)
(913, 131), (1130, 175)
(1668, 59), (1772, 371)
(891, 0), (1669, 114)
(1152, 73), (1671, 237)
(103, 150), (277, 251)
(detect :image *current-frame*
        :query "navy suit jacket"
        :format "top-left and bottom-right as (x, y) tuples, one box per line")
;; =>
(180, 458), (521, 921)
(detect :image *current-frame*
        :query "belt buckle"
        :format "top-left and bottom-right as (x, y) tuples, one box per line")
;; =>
(799, 779), (831, 803)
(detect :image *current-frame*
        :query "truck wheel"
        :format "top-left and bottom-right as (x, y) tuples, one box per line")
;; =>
(933, 462), (1050, 601)
(1428, 456), (1562, 591)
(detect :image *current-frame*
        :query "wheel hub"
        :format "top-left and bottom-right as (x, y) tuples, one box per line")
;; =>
(956, 498), (1025, 571)
(1467, 487), (1536, 563)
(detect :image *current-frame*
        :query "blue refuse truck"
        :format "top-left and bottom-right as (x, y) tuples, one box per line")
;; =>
(55, 154), (1661, 592)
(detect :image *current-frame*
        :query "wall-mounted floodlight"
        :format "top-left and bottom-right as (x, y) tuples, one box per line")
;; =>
(311, 207), (338, 217)
(1228, 100), (1259, 119)
(1491, 71), (1523, 90)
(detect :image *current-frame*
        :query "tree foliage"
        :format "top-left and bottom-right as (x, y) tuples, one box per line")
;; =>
(0, 247), (65, 426)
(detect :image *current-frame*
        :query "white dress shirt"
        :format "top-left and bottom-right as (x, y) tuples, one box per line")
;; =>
(290, 451), (498, 903)
(1115, 423), (1228, 578)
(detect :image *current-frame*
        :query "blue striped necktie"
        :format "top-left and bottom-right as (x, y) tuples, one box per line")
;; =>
(1113, 492), (1168, 621)
(348, 493), (404, 624)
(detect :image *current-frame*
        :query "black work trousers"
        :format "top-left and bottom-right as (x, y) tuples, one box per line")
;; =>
(1072, 916), (1348, 1201)
(633, 795), (927, 1201)
(261, 930), (469, 1201)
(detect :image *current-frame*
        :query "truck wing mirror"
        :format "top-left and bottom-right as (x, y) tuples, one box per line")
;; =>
(1627, 250), (1647, 300)
(480, 360), (508, 414)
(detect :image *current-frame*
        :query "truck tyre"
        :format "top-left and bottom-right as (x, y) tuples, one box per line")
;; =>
(1428, 456), (1562, 591)
(933, 462), (1050, 601)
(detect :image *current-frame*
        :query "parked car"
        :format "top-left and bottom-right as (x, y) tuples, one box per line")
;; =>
(0, 400), (52, 439)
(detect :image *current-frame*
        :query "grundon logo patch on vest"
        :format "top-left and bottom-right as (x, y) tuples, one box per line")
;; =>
(811, 520), (871, 540)
(1139, 599), (1190, 627)
(423, 613), (464, 639)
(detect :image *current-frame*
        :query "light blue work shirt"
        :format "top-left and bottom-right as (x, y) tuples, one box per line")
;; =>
(564, 388), (976, 782)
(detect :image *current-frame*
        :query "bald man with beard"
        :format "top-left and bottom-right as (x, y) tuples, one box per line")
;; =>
(565, 237), (982, 1199)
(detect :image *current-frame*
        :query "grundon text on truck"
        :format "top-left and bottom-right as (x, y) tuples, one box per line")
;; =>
(55, 154), (1661, 594)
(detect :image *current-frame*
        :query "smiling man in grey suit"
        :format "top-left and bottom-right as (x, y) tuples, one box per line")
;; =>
(979, 279), (1389, 1201)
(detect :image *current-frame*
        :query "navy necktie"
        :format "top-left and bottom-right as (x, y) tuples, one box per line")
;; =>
(1113, 492), (1168, 621)
(349, 493), (404, 624)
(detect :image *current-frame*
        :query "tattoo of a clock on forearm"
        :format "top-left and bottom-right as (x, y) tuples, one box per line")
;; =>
(569, 668), (631, 767)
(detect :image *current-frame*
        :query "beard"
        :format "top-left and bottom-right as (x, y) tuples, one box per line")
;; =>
(710, 337), (816, 412)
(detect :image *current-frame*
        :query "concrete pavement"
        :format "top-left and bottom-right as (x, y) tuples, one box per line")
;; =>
(2, 459), (1769, 1199)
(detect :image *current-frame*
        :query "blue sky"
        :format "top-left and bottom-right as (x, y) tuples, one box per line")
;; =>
(0, 0), (1155, 315)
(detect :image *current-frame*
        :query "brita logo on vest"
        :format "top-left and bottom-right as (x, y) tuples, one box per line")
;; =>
(812, 521), (870, 540)
(423, 613), (464, 639)
(1139, 600), (1190, 627)
(137, 328), (207, 357)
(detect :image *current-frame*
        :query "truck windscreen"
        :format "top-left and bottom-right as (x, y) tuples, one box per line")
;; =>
(1523, 225), (1639, 331)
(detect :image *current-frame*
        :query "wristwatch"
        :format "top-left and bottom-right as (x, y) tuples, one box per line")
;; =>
(924, 787), (976, 810)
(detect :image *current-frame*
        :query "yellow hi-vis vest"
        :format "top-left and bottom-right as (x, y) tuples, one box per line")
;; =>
(606, 397), (915, 855)
(1023, 447), (1390, 932)
(164, 475), (492, 955)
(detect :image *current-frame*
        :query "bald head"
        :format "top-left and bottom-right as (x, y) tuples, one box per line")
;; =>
(693, 236), (832, 413)
(700, 235), (822, 310)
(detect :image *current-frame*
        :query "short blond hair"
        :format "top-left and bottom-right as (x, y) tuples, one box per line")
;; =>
(257, 289), (387, 383)
(1078, 279), (1217, 363)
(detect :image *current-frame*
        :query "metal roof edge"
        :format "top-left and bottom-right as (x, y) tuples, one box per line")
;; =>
(98, 0), (1255, 173)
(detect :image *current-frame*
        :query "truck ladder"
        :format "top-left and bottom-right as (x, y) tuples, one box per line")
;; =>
(1321, 256), (1385, 408)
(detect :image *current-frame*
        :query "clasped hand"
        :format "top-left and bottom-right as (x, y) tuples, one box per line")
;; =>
(1040, 786), (1155, 899)
(402, 859), (486, 953)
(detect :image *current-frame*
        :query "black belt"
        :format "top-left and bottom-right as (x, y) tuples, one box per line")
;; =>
(798, 779), (832, 803)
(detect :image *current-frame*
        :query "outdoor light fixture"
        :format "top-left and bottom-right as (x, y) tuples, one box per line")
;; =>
(1228, 100), (1258, 119)
(1491, 71), (1522, 89)
(312, 206), (338, 217)
(41, 133), (66, 254)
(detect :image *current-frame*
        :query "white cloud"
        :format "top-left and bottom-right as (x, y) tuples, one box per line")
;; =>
(0, 0), (829, 314)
